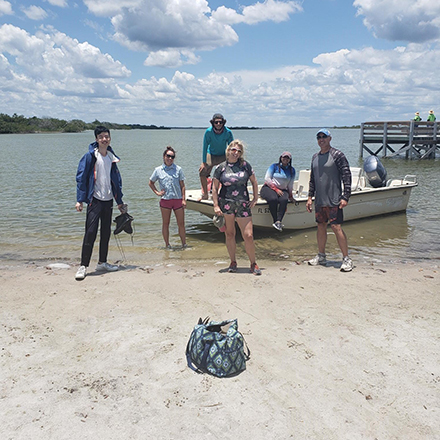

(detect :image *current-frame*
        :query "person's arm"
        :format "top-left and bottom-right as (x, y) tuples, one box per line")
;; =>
(202, 130), (209, 164)
(149, 179), (165, 197)
(334, 150), (351, 205)
(212, 178), (222, 216)
(180, 179), (186, 208)
(75, 154), (89, 210)
(306, 161), (315, 213)
(288, 167), (295, 200)
(249, 173), (259, 208)
(112, 164), (124, 207)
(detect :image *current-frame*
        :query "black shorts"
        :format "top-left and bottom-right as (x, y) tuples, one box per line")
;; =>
(315, 206), (343, 225)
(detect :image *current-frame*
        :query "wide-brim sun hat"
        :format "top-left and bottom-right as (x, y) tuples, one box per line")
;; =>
(429, 110), (434, 114)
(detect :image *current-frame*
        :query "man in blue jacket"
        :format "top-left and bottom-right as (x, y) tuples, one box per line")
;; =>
(75, 126), (126, 280)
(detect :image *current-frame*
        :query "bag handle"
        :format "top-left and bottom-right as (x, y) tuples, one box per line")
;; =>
(185, 336), (204, 374)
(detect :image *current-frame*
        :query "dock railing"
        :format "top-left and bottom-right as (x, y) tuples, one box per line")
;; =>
(359, 121), (439, 159)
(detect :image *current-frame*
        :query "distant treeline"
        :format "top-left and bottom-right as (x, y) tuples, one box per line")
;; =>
(0, 113), (169, 134)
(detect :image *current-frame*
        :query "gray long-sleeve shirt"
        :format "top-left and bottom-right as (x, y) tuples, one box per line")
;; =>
(308, 147), (351, 207)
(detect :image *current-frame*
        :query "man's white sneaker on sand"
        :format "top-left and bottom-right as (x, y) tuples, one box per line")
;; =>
(96, 262), (119, 272)
(75, 265), (87, 280)
(308, 253), (327, 266)
(340, 256), (353, 272)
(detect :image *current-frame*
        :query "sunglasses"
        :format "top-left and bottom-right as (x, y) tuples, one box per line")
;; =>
(230, 148), (242, 153)
(214, 120), (224, 125)
(317, 134), (328, 139)
(165, 154), (175, 159)
(281, 155), (290, 159)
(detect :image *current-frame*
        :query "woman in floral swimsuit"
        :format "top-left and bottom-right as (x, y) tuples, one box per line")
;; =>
(212, 140), (261, 275)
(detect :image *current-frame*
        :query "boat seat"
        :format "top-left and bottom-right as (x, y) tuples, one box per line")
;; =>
(350, 167), (363, 191)
(295, 169), (310, 197)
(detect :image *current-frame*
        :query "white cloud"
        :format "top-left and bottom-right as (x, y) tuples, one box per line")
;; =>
(22, 5), (48, 21)
(2, 22), (440, 126)
(0, 24), (130, 90)
(111, 0), (238, 52)
(354, 0), (440, 42)
(119, 42), (440, 125)
(45, 0), (68, 6)
(144, 49), (201, 68)
(83, 0), (301, 67)
(83, 0), (144, 16)
(212, 0), (302, 25)
(0, 0), (12, 16)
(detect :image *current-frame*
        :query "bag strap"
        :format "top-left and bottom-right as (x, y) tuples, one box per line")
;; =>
(242, 333), (251, 360)
(185, 336), (204, 374)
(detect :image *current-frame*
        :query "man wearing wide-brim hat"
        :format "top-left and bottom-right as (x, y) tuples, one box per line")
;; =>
(427, 110), (436, 122)
(198, 113), (234, 200)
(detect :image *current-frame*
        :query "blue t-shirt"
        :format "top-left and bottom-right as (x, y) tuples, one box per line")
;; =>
(150, 163), (185, 200)
(202, 127), (234, 163)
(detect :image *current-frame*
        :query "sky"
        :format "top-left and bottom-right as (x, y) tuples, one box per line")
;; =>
(1, 0), (440, 127)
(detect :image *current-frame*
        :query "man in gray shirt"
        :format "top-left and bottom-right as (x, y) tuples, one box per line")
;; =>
(306, 129), (353, 272)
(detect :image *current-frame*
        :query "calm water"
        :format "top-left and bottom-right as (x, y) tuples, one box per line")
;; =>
(1, 128), (439, 266)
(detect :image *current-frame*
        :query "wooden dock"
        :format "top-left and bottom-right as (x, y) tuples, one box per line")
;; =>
(359, 121), (439, 159)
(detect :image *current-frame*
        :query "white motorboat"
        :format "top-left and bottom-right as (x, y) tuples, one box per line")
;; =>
(185, 167), (417, 230)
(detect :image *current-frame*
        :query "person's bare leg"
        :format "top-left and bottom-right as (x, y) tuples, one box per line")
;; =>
(160, 207), (172, 246)
(316, 222), (328, 254)
(224, 214), (237, 262)
(331, 224), (349, 257)
(174, 207), (186, 246)
(199, 175), (209, 200)
(236, 217), (256, 264)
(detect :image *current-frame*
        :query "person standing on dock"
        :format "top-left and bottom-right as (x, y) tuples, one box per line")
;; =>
(306, 129), (353, 272)
(414, 112), (421, 122)
(427, 110), (436, 122)
(198, 113), (233, 200)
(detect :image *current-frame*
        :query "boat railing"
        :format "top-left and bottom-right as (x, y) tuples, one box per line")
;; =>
(403, 175), (417, 184)
(386, 175), (417, 187)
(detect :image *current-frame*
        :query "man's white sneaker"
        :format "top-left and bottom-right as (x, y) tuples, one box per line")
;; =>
(75, 265), (87, 280)
(96, 262), (119, 272)
(340, 256), (353, 272)
(308, 254), (327, 266)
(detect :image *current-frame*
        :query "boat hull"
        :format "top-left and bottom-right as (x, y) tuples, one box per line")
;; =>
(186, 179), (417, 230)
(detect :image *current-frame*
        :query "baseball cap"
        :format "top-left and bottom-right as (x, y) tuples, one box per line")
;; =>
(316, 128), (331, 137)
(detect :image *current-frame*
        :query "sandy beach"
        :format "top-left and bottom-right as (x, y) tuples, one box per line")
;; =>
(1, 257), (439, 440)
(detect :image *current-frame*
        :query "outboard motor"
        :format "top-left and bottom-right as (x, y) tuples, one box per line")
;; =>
(363, 156), (387, 188)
